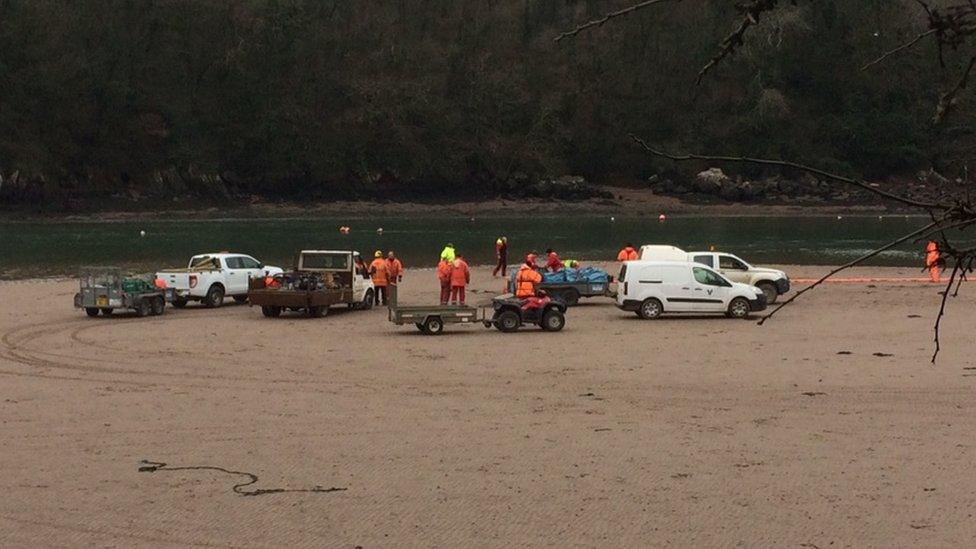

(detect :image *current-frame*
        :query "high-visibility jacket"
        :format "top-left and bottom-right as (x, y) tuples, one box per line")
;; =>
(450, 258), (470, 287)
(437, 260), (453, 283)
(440, 246), (456, 262)
(617, 247), (638, 261)
(546, 252), (563, 272)
(563, 259), (579, 269)
(387, 258), (403, 284)
(515, 264), (542, 298)
(926, 241), (940, 267)
(370, 258), (389, 286)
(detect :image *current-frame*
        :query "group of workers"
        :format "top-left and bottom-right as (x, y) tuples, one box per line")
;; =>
(436, 243), (471, 305)
(356, 250), (403, 306)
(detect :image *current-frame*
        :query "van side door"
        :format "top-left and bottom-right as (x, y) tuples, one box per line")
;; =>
(691, 266), (732, 312)
(658, 265), (697, 312)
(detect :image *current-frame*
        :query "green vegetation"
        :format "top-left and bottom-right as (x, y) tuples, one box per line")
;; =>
(0, 1), (968, 209)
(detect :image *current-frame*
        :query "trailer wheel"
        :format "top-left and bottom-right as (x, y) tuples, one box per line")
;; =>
(172, 297), (188, 309)
(495, 310), (520, 333)
(423, 316), (444, 335)
(100, 308), (113, 316)
(261, 306), (282, 318)
(541, 310), (566, 332)
(135, 299), (150, 317)
(560, 288), (580, 306)
(151, 296), (165, 316)
(204, 284), (224, 308)
(415, 322), (426, 332)
(85, 307), (99, 317)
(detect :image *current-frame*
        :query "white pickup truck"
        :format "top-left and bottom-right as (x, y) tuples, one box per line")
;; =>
(156, 253), (282, 308)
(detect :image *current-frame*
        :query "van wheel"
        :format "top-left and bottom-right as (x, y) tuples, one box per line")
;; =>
(423, 316), (443, 335)
(85, 307), (99, 317)
(151, 296), (165, 316)
(728, 297), (751, 319)
(495, 310), (520, 332)
(638, 298), (663, 319)
(541, 310), (566, 332)
(204, 285), (224, 308)
(757, 282), (778, 304)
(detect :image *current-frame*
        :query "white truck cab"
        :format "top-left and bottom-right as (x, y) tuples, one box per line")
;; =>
(616, 260), (767, 319)
(296, 250), (375, 306)
(639, 245), (790, 303)
(156, 253), (282, 308)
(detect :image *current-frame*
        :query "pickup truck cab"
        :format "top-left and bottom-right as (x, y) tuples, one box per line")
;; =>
(639, 245), (790, 303)
(616, 260), (767, 319)
(686, 251), (789, 303)
(156, 253), (282, 308)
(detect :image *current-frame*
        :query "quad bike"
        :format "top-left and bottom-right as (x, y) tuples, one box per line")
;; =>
(491, 291), (567, 333)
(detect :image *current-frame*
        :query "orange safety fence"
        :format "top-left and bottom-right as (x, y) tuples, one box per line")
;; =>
(791, 277), (970, 284)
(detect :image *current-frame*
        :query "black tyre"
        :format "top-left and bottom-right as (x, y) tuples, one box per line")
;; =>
(756, 282), (778, 304)
(85, 307), (99, 317)
(495, 310), (520, 333)
(204, 284), (224, 308)
(233, 295), (248, 304)
(363, 290), (374, 310)
(541, 310), (566, 332)
(135, 299), (150, 317)
(638, 298), (663, 320)
(151, 296), (165, 316)
(727, 297), (751, 319)
(308, 306), (329, 318)
(416, 322), (427, 332)
(423, 316), (444, 335)
(100, 308), (113, 316)
(261, 306), (282, 318)
(172, 297), (188, 309)
(560, 288), (580, 306)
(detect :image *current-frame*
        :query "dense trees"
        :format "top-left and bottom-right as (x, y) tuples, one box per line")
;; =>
(0, 0), (970, 208)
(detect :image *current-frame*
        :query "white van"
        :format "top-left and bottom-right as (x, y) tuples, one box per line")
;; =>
(639, 245), (790, 303)
(616, 261), (767, 319)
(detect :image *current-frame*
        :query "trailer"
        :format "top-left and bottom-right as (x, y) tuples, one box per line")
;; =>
(388, 294), (567, 335)
(74, 267), (175, 317)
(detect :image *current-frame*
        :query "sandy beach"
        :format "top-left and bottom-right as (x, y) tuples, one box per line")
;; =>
(1, 264), (974, 548)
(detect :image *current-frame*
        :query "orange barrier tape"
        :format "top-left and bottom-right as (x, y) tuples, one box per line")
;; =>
(791, 277), (967, 284)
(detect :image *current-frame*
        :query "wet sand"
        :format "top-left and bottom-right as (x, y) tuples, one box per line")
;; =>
(1, 264), (974, 547)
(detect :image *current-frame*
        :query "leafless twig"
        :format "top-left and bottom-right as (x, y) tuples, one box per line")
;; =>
(861, 28), (937, 71)
(934, 55), (976, 124)
(553, 0), (680, 43)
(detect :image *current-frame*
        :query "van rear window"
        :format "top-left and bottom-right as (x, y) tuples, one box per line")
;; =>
(618, 265), (628, 282)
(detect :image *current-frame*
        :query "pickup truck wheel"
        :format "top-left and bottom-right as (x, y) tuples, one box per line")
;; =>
(423, 316), (444, 335)
(541, 310), (566, 332)
(308, 306), (329, 318)
(151, 296), (165, 316)
(172, 297), (188, 309)
(560, 288), (580, 306)
(495, 310), (521, 333)
(261, 306), (282, 318)
(756, 282), (778, 304)
(85, 307), (99, 317)
(99, 308), (113, 316)
(362, 290), (374, 310)
(638, 298), (663, 320)
(728, 297), (751, 319)
(204, 285), (224, 308)
(135, 299), (150, 317)
(233, 295), (248, 304)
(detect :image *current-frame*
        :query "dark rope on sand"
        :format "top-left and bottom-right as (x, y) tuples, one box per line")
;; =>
(138, 460), (347, 497)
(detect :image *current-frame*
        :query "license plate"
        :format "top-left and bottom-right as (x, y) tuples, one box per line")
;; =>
(96, 296), (108, 307)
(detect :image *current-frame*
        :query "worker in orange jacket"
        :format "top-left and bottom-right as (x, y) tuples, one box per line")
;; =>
(386, 251), (403, 304)
(369, 250), (390, 306)
(926, 241), (942, 283)
(450, 254), (471, 305)
(515, 254), (543, 299)
(437, 256), (453, 305)
(617, 243), (638, 261)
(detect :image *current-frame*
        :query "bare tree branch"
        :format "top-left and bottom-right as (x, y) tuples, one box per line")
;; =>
(932, 262), (960, 362)
(755, 220), (942, 325)
(553, 0), (680, 43)
(860, 28), (937, 71)
(697, 0), (796, 84)
(629, 134), (949, 209)
(934, 55), (976, 124)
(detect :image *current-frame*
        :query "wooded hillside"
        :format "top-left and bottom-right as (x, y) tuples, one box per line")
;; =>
(0, 0), (971, 209)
